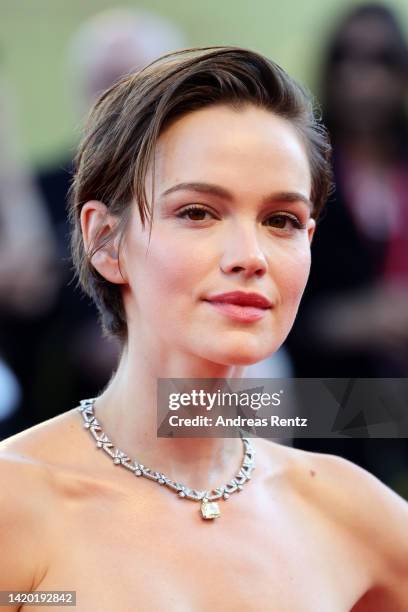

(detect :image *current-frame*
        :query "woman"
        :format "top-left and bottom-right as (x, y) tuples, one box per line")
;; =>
(0, 47), (407, 611)
(286, 3), (408, 499)
(288, 3), (408, 378)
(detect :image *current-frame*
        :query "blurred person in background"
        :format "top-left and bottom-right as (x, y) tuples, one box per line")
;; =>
(0, 79), (59, 438)
(30, 8), (186, 429)
(287, 3), (408, 496)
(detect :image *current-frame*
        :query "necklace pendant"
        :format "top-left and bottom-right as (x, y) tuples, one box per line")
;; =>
(201, 500), (221, 520)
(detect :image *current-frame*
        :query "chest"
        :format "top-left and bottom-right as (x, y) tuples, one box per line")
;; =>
(36, 487), (370, 612)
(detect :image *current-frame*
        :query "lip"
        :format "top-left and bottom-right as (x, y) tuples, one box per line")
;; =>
(205, 291), (272, 308)
(203, 291), (272, 323)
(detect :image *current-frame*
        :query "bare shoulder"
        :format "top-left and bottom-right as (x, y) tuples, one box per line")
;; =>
(261, 439), (408, 555)
(258, 438), (408, 605)
(0, 408), (85, 594)
(0, 443), (55, 595)
(304, 447), (408, 609)
(303, 448), (408, 565)
(0, 407), (99, 499)
(0, 407), (83, 461)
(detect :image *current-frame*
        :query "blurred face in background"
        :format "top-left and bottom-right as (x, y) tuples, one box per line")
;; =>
(326, 14), (408, 134)
(120, 104), (315, 367)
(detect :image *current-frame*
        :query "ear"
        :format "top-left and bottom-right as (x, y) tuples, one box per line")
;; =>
(80, 200), (127, 285)
(307, 218), (316, 245)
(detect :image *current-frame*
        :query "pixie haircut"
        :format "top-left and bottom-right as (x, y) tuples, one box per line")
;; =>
(69, 46), (332, 341)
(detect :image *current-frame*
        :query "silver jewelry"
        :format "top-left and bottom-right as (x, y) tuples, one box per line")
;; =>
(78, 398), (256, 520)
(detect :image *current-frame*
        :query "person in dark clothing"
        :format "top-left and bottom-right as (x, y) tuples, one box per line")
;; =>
(0, 81), (59, 438)
(287, 4), (408, 492)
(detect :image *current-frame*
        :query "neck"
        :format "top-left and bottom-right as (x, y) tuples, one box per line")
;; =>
(94, 338), (250, 490)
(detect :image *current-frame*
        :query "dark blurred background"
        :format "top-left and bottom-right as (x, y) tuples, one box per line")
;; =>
(0, 1), (407, 499)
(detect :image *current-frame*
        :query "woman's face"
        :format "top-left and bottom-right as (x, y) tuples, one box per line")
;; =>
(120, 104), (315, 366)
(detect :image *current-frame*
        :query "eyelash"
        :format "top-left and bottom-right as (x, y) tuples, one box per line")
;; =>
(176, 205), (306, 230)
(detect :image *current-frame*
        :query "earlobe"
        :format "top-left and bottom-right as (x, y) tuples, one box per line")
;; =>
(80, 200), (127, 285)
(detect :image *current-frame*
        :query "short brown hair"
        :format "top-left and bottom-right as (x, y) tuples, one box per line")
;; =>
(69, 46), (332, 341)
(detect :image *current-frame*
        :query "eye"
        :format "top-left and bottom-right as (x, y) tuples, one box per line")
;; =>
(263, 213), (305, 230)
(176, 205), (216, 222)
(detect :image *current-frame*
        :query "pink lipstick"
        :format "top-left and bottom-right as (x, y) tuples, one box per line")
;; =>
(204, 291), (272, 322)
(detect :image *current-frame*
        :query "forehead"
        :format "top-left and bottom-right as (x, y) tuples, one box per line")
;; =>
(152, 104), (311, 198)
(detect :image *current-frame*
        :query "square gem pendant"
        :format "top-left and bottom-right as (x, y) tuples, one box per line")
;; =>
(201, 501), (221, 520)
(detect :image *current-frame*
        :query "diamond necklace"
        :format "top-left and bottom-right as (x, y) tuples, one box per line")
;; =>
(78, 398), (256, 520)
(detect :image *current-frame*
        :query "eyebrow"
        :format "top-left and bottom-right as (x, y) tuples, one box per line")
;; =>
(160, 181), (313, 210)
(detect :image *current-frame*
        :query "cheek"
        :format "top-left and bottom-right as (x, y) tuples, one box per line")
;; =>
(138, 231), (210, 300)
(272, 241), (311, 307)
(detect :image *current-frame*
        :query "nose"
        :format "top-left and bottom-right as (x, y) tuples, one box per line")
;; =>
(220, 223), (268, 279)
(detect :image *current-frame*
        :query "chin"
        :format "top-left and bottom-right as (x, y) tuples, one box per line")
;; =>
(200, 335), (279, 367)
